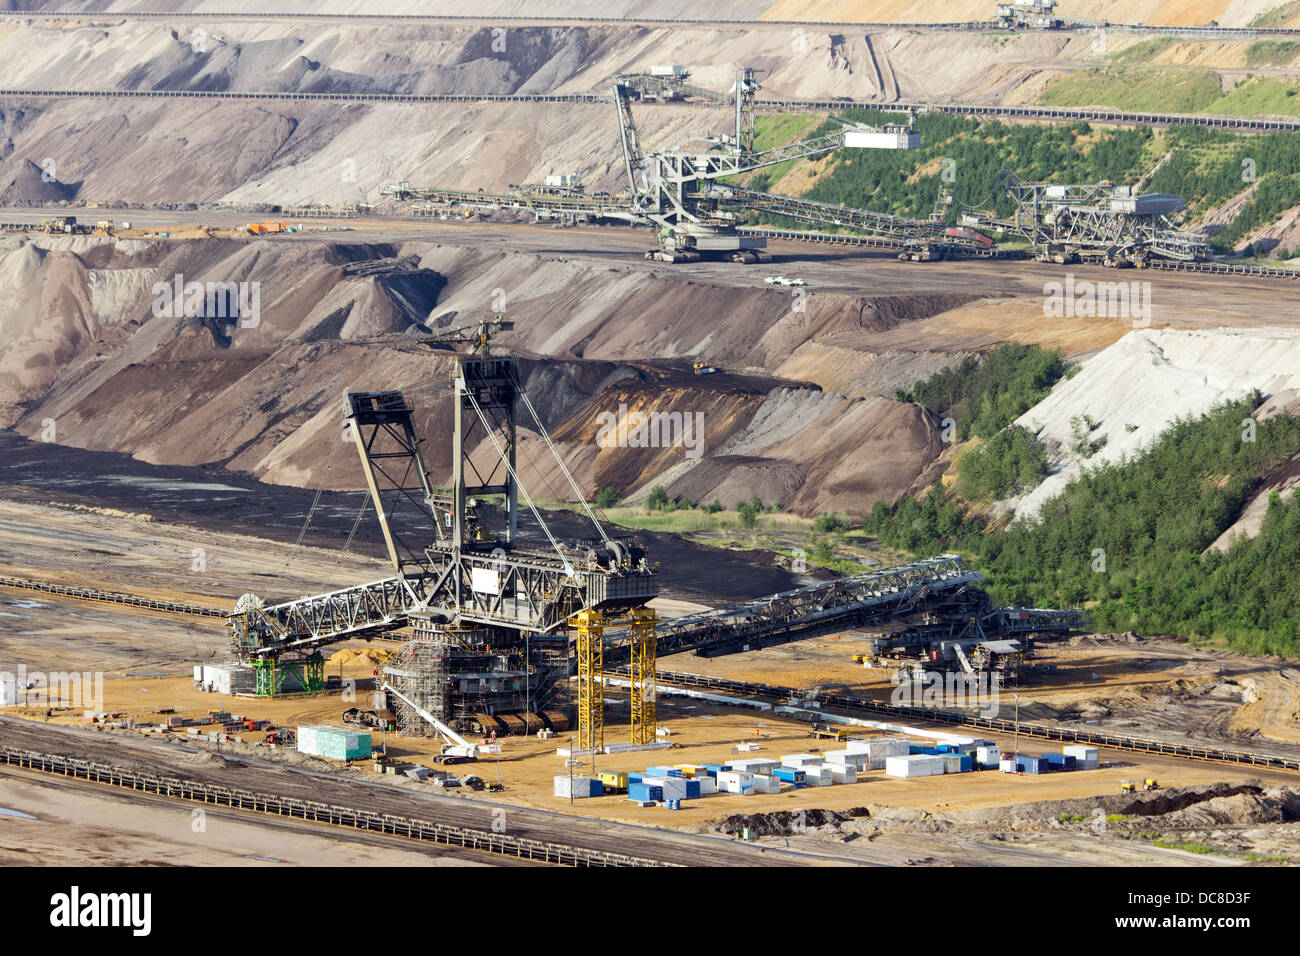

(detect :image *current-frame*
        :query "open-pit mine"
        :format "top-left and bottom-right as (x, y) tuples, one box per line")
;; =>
(2, 5), (1300, 912)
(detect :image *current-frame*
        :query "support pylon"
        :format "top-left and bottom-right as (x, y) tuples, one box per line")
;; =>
(574, 608), (604, 752)
(629, 607), (657, 745)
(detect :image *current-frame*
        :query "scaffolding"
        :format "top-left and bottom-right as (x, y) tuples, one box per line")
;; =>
(574, 608), (604, 751)
(251, 654), (324, 698)
(628, 607), (658, 745)
(386, 627), (451, 737)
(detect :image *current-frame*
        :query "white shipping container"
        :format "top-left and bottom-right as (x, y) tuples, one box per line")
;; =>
(554, 775), (600, 798)
(716, 771), (755, 794)
(845, 739), (871, 754)
(1064, 745), (1100, 769)
(728, 758), (777, 774)
(751, 774), (781, 794)
(999, 757), (1017, 774)
(942, 754), (967, 775)
(866, 737), (912, 770)
(829, 765), (857, 785)
(976, 746), (1002, 768)
(843, 129), (919, 150)
(697, 774), (717, 795)
(803, 766), (833, 786)
(886, 755), (945, 778)
(824, 749), (860, 766)
(781, 753), (824, 767)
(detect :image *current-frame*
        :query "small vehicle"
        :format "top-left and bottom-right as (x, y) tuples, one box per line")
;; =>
(1119, 779), (1136, 793)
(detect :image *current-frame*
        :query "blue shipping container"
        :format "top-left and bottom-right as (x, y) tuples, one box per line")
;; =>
(774, 768), (807, 784)
(955, 754), (973, 772)
(1016, 757), (1045, 774)
(627, 773), (644, 785)
(684, 780), (701, 799)
(628, 783), (663, 802)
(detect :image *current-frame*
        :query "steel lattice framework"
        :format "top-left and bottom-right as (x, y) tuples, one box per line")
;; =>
(628, 607), (657, 745)
(574, 608), (605, 751)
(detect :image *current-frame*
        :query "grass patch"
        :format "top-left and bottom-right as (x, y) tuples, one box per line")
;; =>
(1212, 75), (1300, 119)
(1058, 812), (1086, 823)
(1251, 1), (1300, 28)
(1245, 40), (1300, 68)
(1148, 836), (1217, 855)
(1112, 37), (1176, 64)
(1039, 67), (1223, 113)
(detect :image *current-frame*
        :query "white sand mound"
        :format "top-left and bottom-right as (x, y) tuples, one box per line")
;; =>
(1015, 327), (1300, 518)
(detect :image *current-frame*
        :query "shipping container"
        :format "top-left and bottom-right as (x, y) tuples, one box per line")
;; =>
(554, 775), (603, 799)
(781, 753), (824, 768)
(599, 771), (629, 791)
(716, 771), (756, 794)
(942, 754), (973, 774)
(1064, 745), (1100, 769)
(728, 757), (778, 775)
(628, 783), (663, 802)
(886, 755), (945, 778)
(976, 746), (1002, 769)
(803, 766), (833, 786)
(297, 725), (370, 761)
(773, 767), (807, 785)
(829, 765), (857, 785)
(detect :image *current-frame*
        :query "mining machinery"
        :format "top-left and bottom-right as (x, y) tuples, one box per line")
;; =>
(226, 315), (660, 749)
(380, 65), (977, 262)
(964, 171), (1211, 266)
(995, 1), (1064, 29)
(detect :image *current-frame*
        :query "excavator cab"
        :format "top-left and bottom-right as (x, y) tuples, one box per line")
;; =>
(1119, 779), (1136, 793)
(1143, 778), (1159, 791)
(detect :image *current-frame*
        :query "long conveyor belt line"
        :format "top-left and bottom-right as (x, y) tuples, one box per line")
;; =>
(0, 88), (1297, 134)
(626, 668), (1300, 773)
(0, 575), (226, 618)
(4, 10), (1300, 37)
(0, 747), (673, 867)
